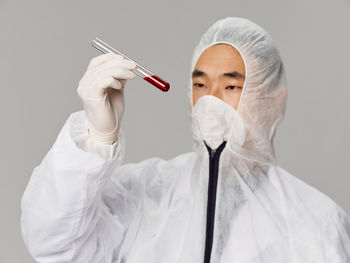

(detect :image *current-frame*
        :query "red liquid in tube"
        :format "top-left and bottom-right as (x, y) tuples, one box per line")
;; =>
(143, 75), (170, 92)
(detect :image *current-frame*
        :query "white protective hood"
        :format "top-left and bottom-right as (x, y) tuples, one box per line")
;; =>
(189, 17), (287, 164)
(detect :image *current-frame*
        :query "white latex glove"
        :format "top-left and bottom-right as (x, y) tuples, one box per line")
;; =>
(77, 53), (137, 144)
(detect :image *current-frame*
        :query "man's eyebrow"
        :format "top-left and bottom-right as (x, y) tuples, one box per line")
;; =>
(223, 71), (245, 79)
(192, 69), (245, 79)
(192, 69), (206, 77)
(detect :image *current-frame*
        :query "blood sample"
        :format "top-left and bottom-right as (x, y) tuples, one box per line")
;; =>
(92, 37), (170, 92)
(143, 75), (170, 92)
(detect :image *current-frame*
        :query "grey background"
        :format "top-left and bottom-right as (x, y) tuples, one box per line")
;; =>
(1, 0), (349, 261)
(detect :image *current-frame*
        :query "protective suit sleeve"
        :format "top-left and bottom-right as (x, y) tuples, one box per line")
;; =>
(68, 109), (120, 161)
(20, 110), (132, 262)
(326, 204), (350, 261)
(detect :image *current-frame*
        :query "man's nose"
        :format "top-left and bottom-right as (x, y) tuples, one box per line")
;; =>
(208, 86), (223, 101)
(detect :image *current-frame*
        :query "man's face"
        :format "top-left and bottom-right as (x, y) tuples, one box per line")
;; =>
(192, 43), (246, 110)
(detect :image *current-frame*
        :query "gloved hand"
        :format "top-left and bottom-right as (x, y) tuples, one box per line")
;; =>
(77, 53), (137, 144)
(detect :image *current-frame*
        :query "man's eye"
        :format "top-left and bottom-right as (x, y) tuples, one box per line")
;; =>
(194, 83), (205, 88)
(226, 85), (241, 90)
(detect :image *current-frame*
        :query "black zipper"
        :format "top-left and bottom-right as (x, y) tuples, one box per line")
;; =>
(203, 141), (227, 263)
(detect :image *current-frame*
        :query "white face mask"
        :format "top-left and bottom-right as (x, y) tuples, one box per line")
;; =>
(192, 95), (246, 151)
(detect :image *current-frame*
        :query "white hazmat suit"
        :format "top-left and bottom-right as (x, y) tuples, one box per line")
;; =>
(21, 17), (350, 263)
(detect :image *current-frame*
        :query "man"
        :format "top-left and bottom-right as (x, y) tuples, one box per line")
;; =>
(21, 17), (350, 262)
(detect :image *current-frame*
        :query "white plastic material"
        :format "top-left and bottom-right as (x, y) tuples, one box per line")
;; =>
(21, 17), (350, 262)
(77, 53), (136, 144)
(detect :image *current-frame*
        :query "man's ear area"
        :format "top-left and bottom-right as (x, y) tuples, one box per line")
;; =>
(278, 88), (287, 105)
(272, 87), (288, 120)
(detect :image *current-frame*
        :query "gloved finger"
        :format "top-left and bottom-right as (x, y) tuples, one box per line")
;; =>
(96, 67), (136, 81)
(104, 77), (123, 90)
(87, 53), (124, 70)
(85, 77), (123, 98)
(92, 57), (137, 73)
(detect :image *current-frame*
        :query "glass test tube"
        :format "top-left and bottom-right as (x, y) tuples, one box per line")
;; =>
(91, 37), (170, 92)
